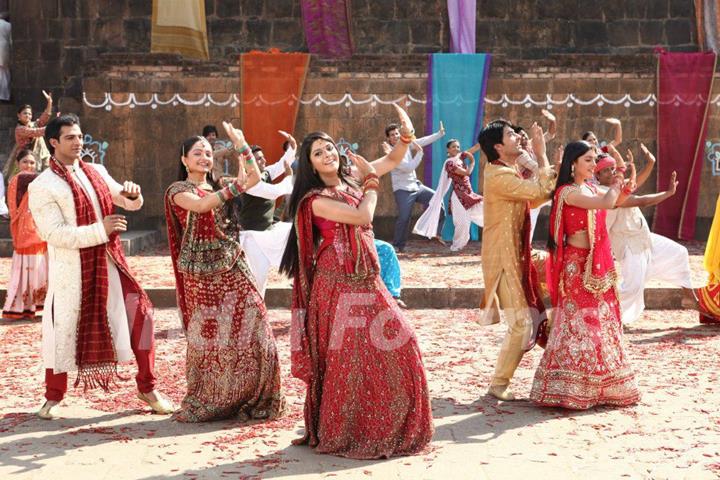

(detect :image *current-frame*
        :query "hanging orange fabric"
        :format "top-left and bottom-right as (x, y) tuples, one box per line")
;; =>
(240, 50), (310, 166)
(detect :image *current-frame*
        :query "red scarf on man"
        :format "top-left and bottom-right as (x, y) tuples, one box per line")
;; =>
(49, 157), (152, 390)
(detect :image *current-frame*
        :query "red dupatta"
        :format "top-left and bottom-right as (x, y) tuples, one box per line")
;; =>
(49, 157), (153, 390)
(547, 183), (618, 306)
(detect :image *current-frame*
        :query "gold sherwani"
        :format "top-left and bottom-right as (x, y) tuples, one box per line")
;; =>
(481, 162), (555, 387)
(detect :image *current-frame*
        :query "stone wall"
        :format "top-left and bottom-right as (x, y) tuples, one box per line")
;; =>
(78, 53), (720, 239)
(9, 0), (698, 105)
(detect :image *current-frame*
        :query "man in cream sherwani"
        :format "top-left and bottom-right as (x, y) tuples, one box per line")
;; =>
(28, 114), (173, 419)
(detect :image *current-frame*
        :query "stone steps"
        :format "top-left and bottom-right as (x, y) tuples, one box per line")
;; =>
(7, 285), (679, 310)
(0, 229), (160, 257)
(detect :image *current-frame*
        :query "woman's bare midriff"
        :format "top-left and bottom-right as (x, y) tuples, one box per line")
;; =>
(567, 230), (591, 249)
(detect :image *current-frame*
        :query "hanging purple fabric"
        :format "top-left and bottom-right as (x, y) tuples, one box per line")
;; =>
(447, 0), (476, 53)
(300, 0), (354, 58)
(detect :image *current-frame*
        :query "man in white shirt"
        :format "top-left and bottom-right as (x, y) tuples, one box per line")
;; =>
(385, 122), (446, 252)
(236, 133), (295, 295)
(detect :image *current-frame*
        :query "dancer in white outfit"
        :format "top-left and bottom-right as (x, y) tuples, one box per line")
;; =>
(414, 139), (482, 251)
(236, 131), (295, 296)
(595, 145), (693, 324)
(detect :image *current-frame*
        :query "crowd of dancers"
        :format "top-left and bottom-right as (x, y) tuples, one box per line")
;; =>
(3, 92), (720, 459)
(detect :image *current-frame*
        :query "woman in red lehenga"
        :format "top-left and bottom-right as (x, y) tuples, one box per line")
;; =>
(279, 105), (433, 459)
(530, 141), (641, 409)
(164, 123), (285, 422)
(2, 149), (47, 319)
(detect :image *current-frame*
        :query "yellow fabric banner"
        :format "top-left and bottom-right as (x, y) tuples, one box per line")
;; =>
(151, 0), (209, 60)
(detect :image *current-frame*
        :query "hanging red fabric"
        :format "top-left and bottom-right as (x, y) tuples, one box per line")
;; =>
(240, 50), (309, 167)
(652, 51), (717, 240)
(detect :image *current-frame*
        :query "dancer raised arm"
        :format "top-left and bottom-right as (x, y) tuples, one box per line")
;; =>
(279, 105), (433, 458)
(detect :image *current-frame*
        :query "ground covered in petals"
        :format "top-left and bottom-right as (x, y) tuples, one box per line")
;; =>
(1, 308), (718, 479)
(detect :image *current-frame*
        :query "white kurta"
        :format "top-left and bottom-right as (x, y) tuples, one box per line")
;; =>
(28, 161), (143, 373)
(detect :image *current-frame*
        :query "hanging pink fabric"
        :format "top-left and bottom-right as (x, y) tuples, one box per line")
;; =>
(447, 0), (476, 53)
(652, 50), (717, 240)
(300, 0), (354, 58)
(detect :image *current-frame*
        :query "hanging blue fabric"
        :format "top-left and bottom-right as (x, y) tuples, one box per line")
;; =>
(424, 53), (491, 242)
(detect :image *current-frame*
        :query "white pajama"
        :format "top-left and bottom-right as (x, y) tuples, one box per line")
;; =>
(618, 232), (692, 324)
(450, 192), (484, 251)
(238, 222), (292, 297)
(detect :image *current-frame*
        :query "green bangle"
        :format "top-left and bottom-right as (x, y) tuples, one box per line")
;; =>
(234, 144), (251, 156)
(215, 190), (227, 203)
(228, 182), (241, 197)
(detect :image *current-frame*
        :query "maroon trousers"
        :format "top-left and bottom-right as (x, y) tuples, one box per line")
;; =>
(44, 271), (156, 401)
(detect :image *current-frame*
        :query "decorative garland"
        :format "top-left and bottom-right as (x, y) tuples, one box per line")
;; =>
(83, 92), (720, 110)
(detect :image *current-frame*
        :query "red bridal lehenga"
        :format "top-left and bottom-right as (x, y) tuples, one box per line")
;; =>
(530, 183), (640, 409)
(290, 186), (433, 459)
(165, 181), (285, 422)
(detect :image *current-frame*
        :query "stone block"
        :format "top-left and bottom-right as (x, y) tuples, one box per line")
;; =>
(241, 0), (264, 17)
(61, 0), (77, 17)
(607, 20), (640, 47)
(63, 47), (86, 74)
(669, 0), (691, 17)
(127, 0), (150, 17)
(92, 17), (123, 44)
(78, 1), (100, 18)
(245, 18), (271, 46)
(647, 0), (669, 18)
(216, 0), (240, 17)
(575, 20), (608, 49)
(537, 0), (579, 20)
(625, 1), (647, 18)
(271, 18), (305, 48)
(639, 20), (664, 45)
(478, 0), (508, 18)
(13, 40), (40, 61)
(208, 18), (243, 39)
(124, 18), (151, 50)
(665, 19), (692, 45)
(577, 0), (603, 19)
(411, 19), (442, 47)
(266, 0), (294, 18)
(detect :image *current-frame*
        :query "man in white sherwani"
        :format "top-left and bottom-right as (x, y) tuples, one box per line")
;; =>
(29, 114), (174, 419)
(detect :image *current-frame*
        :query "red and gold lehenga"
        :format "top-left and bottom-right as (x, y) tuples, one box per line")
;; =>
(164, 181), (285, 422)
(290, 186), (433, 459)
(530, 183), (640, 409)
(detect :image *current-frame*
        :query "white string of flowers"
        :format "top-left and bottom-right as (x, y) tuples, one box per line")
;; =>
(83, 92), (720, 110)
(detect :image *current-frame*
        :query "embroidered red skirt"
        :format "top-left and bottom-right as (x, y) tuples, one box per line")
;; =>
(530, 246), (640, 409)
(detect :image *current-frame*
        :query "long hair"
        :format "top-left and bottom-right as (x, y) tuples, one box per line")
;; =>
(581, 131), (595, 141)
(177, 136), (207, 181)
(176, 135), (231, 223)
(279, 131), (357, 278)
(546, 140), (593, 251)
(15, 148), (36, 163)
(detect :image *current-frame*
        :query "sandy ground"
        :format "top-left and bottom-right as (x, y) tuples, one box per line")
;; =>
(1, 307), (719, 480)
